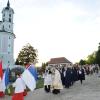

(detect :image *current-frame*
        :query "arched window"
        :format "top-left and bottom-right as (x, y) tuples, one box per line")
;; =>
(9, 18), (11, 22)
(9, 14), (11, 17)
(8, 61), (10, 63)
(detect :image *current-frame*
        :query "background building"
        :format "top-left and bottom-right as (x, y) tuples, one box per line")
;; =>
(48, 57), (72, 68)
(0, 1), (15, 69)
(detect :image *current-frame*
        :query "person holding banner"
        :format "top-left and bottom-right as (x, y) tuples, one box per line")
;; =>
(23, 80), (27, 96)
(12, 72), (25, 100)
(21, 64), (38, 91)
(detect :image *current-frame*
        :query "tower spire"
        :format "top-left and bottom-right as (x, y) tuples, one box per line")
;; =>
(7, 0), (10, 7)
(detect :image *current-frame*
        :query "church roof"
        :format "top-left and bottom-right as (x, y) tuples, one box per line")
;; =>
(48, 57), (72, 64)
(2, 0), (14, 13)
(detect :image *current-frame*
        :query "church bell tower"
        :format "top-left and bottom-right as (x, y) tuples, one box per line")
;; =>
(2, 0), (14, 33)
(0, 0), (15, 69)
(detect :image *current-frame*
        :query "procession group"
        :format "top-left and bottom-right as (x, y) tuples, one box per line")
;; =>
(43, 64), (99, 94)
(0, 62), (99, 100)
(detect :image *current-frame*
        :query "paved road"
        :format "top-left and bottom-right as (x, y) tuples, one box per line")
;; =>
(1, 75), (100, 100)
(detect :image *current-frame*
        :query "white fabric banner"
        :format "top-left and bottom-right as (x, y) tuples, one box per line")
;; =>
(21, 69), (36, 91)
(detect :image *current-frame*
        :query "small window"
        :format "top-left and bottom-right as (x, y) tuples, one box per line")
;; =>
(9, 18), (11, 22)
(9, 25), (10, 28)
(8, 61), (10, 63)
(9, 14), (11, 17)
(9, 37), (11, 39)
(8, 52), (10, 54)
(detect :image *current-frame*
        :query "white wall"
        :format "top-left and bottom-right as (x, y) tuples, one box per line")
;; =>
(0, 32), (15, 69)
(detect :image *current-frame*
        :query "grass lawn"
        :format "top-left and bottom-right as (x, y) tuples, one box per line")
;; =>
(36, 77), (44, 89)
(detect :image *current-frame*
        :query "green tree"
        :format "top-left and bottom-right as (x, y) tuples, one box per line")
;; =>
(95, 43), (100, 66)
(79, 59), (86, 65)
(41, 62), (48, 73)
(15, 43), (38, 66)
(86, 52), (96, 64)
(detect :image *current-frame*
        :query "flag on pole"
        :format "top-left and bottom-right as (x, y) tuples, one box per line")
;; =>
(27, 65), (38, 81)
(2, 67), (10, 91)
(0, 61), (3, 82)
(3, 68), (10, 87)
(21, 65), (38, 91)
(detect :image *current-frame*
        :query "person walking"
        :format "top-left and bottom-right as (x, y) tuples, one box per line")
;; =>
(44, 69), (52, 93)
(78, 67), (85, 84)
(52, 67), (63, 94)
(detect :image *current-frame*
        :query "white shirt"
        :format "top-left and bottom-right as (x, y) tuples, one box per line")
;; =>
(44, 73), (52, 85)
(13, 77), (25, 93)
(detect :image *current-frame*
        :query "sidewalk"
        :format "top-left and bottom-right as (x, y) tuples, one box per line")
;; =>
(1, 75), (100, 100)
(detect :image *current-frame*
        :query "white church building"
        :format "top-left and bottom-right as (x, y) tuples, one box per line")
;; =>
(0, 1), (15, 69)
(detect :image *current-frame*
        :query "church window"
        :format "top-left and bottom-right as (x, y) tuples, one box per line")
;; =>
(9, 25), (10, 28)
(9, 37), (11, 39)
(9, 14), (11, 17)
(9, 18), (11, 22)
(8, 61), (10, 63)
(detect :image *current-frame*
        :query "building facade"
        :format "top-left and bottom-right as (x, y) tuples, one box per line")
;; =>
(48, 57), (72, 68)
(0, 1), (15, 69)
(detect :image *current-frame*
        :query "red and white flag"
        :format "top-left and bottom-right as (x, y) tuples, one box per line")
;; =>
(0, 61), (3, 82)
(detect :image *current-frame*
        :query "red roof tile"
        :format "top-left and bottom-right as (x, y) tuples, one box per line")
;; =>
(48, 57), (71, 64)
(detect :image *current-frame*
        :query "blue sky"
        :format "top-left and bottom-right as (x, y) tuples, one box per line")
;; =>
(0, 0), (100, 65)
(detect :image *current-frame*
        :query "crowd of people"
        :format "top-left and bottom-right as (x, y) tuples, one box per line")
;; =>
(43, 64), (99, 94)
(0, 63), (99, 100)
(84, 64), (99, 75)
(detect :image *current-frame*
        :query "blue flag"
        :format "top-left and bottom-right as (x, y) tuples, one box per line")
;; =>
(21, 65), (38, 91)
(28, 65), (38, 81)
(4, 68), (10, 87)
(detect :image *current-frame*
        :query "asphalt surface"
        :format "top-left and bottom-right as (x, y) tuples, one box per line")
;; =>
(1, 74), (100, 100)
